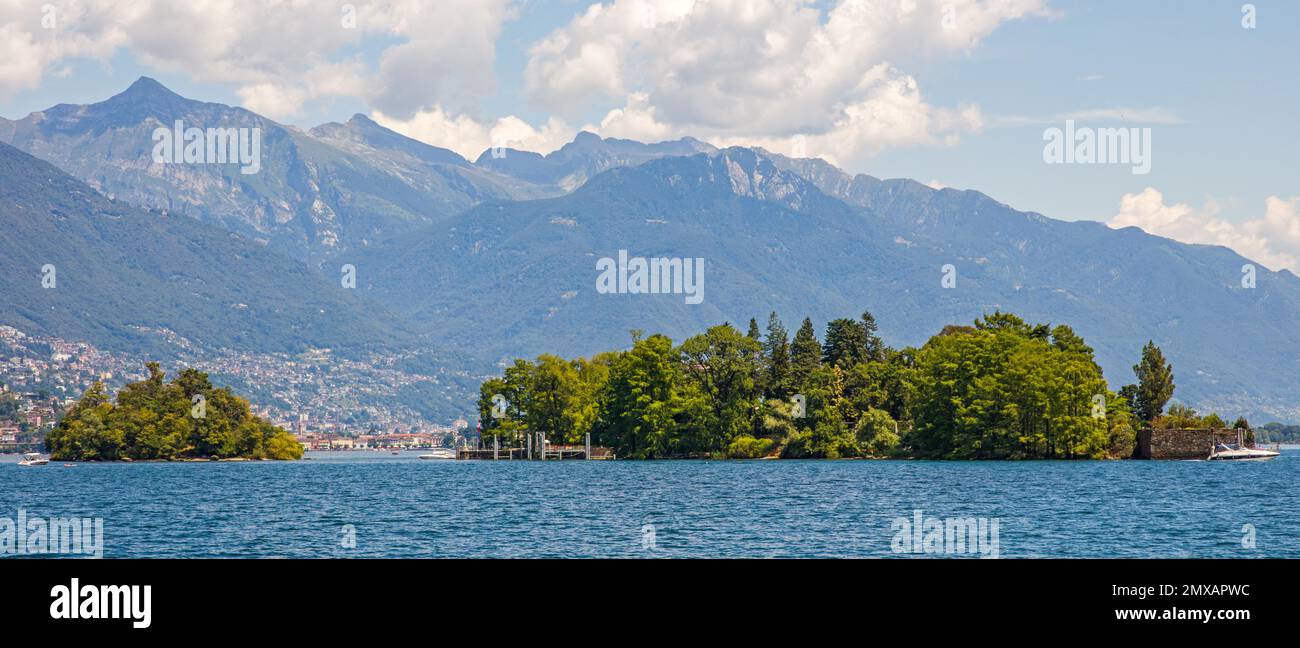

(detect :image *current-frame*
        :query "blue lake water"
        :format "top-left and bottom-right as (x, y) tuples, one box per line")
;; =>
(2, 449), (1298, 558)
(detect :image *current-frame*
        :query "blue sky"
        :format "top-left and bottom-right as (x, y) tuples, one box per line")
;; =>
(1, 0), (1297, 268)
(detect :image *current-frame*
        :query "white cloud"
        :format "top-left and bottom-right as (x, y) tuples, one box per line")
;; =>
(0, 0), (126, 100)
(0, 0), (509, 120)
(1108, 187), (1300, 273)
(373, 107), (576, 161)
(587, 92), (675, 142)
(2, 0), (1048, 163)
(523, 0), (1047, 166)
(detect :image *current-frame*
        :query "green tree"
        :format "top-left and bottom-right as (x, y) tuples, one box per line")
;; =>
(1132, 341), (1174, 423)
(861, 310), (885, 362)
(911, 315), (1109, 459)
(523, 354), (579, 444)
(763, 312), (791, 400)
(855, 408), (900, 456)
(595, 334), (693, 458)
(822, 318), (870, 369)
(679, 324), (763, 451)
(789, 317), (822, 392)
(47, 367), (300, 461)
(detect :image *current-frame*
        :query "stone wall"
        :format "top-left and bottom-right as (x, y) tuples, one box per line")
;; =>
(1136, 428), (1247, 460)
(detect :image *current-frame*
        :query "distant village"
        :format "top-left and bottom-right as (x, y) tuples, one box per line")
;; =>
(0, 325), (479, 453)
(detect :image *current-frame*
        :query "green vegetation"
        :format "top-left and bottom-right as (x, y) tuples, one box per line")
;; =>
(46, 363), (302, 461)
(478, 311), (1168, 460)
(1256, 422), (1300, 444)
(1124, 341), (1175, 423)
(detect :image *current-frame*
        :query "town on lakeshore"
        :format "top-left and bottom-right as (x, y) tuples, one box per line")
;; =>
(0, 325), (475, 455)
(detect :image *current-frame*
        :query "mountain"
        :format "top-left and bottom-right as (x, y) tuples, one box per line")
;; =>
(473, 130), (717, 191)
(360, 148), (1300, 422)
(0, 78), (555, 263)
(360, 148), (918, 364)
(0, 78), (727, 264)
(0, 140), (417, 358)
(6, 79), (1299, 421)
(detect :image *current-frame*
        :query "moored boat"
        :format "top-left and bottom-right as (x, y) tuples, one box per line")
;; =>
(18, 452), (49, 466)
(1208, 443), (1279, 461)
(1207, 429), (1280, 461)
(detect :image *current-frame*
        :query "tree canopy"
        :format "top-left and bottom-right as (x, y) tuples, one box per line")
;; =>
(1129, 341), (1175, 423)
(46, 363), (302, 461)
(474, 310), (1216, 460)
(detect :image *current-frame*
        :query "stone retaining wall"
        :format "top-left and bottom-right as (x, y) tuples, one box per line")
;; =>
(1136, 428), (1247, 460)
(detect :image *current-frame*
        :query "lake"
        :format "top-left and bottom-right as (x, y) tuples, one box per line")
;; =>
(2, 449), (1297, 557)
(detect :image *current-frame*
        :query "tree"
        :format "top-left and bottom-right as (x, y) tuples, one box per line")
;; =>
(911, 316), (1109, 459)
(1132, 341), (1174, 423)
(595, 334), (698, 458)
(679, 324), (763, 450)
(855, 408), (899, 456)
(789, 317), (822, 391)
(822, 318), (869, 369)
(763, 312), (791, 399)
(745, 317), (766, 395)
(523, 355), (579, 444)
(47, 366), (300, 461)
(861, 310), (885, 362)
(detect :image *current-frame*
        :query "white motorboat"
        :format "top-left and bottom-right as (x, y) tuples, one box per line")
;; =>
(1208, 443), (1279, 461)
(1208, 429), (1279, 461)
(418, 448), (456, 460)
(17, 452), (49, 466)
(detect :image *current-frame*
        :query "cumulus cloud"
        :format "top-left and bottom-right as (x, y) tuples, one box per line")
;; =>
(0, 0), (125, 100)
(3, 0), (1048, 163)
(1108, 188), (1300, 273)
(0, 0), (509, 120)
(373, 107), (576, 161)
(524, 0), (1047, 166)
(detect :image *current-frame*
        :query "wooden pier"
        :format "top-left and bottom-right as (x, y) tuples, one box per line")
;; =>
(456, 444), (615, 460)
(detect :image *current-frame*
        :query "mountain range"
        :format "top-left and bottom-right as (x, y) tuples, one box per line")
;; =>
(0, 141), (418, 358)
(3, 77), (1299, 422)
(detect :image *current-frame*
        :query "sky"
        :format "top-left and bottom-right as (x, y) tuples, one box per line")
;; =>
(1, 0), (1298, 271)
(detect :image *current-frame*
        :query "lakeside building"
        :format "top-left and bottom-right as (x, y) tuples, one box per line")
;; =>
(0, 424), (20, 449)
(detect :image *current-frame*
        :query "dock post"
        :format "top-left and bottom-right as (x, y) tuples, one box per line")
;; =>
(585, 432), (591, 460)
(538, 431), (545, 461)
(493, 435), (499, 461)
(526, 432), (532, 460)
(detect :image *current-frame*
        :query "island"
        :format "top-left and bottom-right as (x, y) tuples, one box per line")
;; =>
(46, 363), (303, 461)
(477, 310), (1244, 460)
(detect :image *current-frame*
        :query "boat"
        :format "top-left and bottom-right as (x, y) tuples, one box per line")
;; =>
(1208, 443), (1279, 461)
(418, 448), (456, 460)
(1208, 429), (1280, 461)
(18, 452), (49, 466)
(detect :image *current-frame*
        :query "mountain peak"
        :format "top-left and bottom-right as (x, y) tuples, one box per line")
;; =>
(348, 113), (380, 128)
(98, 76), (193, 117)
(121, 76), (180, 99)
